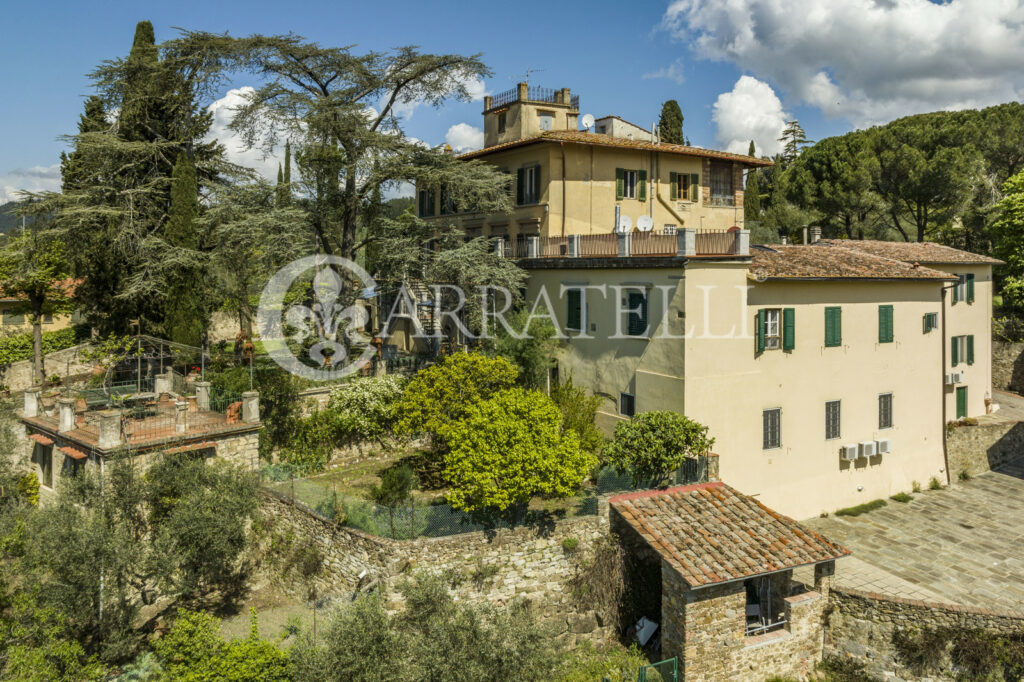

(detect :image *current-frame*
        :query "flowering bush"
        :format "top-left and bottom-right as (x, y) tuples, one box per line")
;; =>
(328, 374), (407, 444)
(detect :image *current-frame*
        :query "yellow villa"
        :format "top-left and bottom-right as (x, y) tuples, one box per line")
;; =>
(411, 83), (1000, 519)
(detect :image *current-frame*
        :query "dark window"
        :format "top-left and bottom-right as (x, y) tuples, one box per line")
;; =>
(567, 289), (583, 331)
(710, 161), (734, 203)
(2, 310), (24, 325)
(623, 170), (638, 199)
(825, 400), (841, 440)
(879, 393), (893, 429)
(620, 392), (635, 418)
(417, 188), (435, 217)
(626, 290), (648, 336)
(763, 408), (781, 449)
(497, 111), (507, 133)
(517, 165), (541, 205)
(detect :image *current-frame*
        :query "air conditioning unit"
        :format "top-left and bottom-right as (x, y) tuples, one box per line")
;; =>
(875, 438), (891, 454)
(944, 372), (963, 386)
(840, 444), (859, 461)
(859, 441), (877, 458)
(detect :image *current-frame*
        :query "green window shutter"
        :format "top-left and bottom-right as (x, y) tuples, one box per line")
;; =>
(627, 292), (647, 336)
(967, 334), (975, 365)
(532, 165), (541, 202)
(638, 169), (648, 201)
(516, 168), (525, 205)
(952, 336), (959, 366)
(783, 308), (795, 351)
(967, 274), (975, 303)
(567, 289), (582, 330)
(689, 173), (700, 202)
(756, 309), (766, 353)
(879, 305), (893, 343)
(615, 168), (624, 200)
(952, 278), (960, 304)
(670, 172), (678, 201)
(825, 307), (842, 347)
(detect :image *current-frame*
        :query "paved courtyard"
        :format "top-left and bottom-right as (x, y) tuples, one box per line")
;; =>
(801, 457), (1024, 611)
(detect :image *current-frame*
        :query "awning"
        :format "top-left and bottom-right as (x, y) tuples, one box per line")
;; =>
(28, 433), (54, 446)
(59, 445), (88, 461)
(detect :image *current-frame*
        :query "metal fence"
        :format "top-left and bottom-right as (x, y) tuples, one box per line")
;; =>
(637, 658), (679, 682)
(261, 457), (708, 540)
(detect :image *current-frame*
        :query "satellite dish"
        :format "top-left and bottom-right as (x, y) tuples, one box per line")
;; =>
(616, 215), (632, 234)
(581, 113), (595, 130)
(637, 215), (654, 232)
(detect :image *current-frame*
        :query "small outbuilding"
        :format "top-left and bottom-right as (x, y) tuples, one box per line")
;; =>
(611, 482), (850, 681)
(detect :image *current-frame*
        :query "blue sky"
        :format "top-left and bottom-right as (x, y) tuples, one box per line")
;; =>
(3, 0), (1022, 202)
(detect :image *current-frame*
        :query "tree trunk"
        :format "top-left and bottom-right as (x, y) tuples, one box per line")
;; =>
(32, 318), (43, 385)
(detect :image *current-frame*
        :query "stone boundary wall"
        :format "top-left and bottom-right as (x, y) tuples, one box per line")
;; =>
(825, 586), (1024, 679)
(945, 420), (1024, 477)
(257, 489), (615, 647)
(992, 341), (1024, 393)
(1, 343), (94, 392)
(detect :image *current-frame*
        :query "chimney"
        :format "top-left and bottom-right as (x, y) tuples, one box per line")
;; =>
(517, 82), (528, 102)
(810, 226), (822, 244)
(802, 226), (809, 245)
(483, 95), (493, 110)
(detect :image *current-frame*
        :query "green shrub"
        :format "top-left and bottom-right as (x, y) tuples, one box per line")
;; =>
(17, 473), (39, 507)
(0, 325), (89, 366)
(327, 375), (406, 443)
(835, 499), (887, 517)
(551, 376), (605, 458)
(959, 469), (971, 481)
(555, 642), (649, 682)
(561, 537), (580, 553)
(912, 480), (922, 493)
(929, 476), (943, 490)
(890, 492), (913, 503)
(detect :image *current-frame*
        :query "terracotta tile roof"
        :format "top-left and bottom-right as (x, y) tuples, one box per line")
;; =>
(610, 482), (849, 589)
(28, 433), (53, 446)
(750, 244), (955, 281)
(59, 445), (87, 460)
(0, 278), (80, 303)
(820, 239), (1003, 266)
(457, 131), (773, 167)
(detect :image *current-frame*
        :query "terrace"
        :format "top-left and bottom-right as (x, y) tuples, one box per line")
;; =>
(496, 227), (750, 260)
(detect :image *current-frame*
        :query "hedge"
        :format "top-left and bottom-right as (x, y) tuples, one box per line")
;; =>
(0, 325), (90, 366)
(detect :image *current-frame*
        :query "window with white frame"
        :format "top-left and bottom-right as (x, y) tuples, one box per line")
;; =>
(763, 408), (781, 449)
(764, 309), (781, 349)
(538, 112), (553, 131)
(825, 400), (841, 440)
(522, 166), (540, 204)
(879, 393), (893, 430)
(622, 170), (638, 199)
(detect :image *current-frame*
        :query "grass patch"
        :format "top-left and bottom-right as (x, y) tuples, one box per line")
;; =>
(890, 492), (914, 503)
(835, 499), (887, 517)
(929, 476), (943, 490)
(959, 469), (972, 481)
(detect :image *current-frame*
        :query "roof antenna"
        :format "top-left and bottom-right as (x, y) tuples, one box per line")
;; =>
(511, 68), (545, 83)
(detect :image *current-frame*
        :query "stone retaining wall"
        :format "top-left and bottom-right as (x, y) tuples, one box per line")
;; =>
(825, 586), (1024, 679)
(945, 420), (1024, 477)
(1, 343), (93, 391)
(992, 341), (1024, 393)
(257, 490), (615, 647)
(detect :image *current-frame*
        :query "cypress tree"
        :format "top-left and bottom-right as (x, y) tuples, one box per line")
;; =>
(744, 169), (762, 223)
(164, 152), (204, 346)
(748, 140), (756, 157)
(659, 100), (684, 145)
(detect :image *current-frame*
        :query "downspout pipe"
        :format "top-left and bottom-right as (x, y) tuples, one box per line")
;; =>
(940, 282), (954, 485)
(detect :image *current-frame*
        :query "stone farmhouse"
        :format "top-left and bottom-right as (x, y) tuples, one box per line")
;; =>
(416, 83), (1000, 519)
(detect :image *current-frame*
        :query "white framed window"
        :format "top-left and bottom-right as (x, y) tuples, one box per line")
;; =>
(623, 170), (638, 199)
(522, 166), (540, 204)
(825, 400), (841, 440)
(764, 309), (781, 350)
(763, 408), (781, 450)
(620, 392), (636, 418)
(879, 393), (893, 430)
(538, 112), (553, 131)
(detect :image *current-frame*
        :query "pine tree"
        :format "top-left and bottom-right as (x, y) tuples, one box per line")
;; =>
(778, 120), (813, 165)
(659, 100), (684, 145)
(163, 152), (205, 346)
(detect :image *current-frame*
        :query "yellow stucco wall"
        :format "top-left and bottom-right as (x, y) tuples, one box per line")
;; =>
(935, 263), (993, 420)
(526, 261), (966, 519)
(0, 302), (75, 333)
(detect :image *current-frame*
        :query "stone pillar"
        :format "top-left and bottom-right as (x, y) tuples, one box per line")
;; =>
(617, 233), (630, 257)
(736, 229), (751, 256)
(242, 391), (260, 424)
(23, 387), (41, 418)
(57, 398), (76, 433)
(175, 400), (187, 434)
(814, 560), (835, 591)
(706, 453), (720, 482)
(494, 237), (507, 258)
(194, 381), (211, 411)
(516, 81), (528, 101)
(154, 372), (172, 396)
(559, 87), (571, 105)
(567, 234), (581, 258)
(526, 235), (540, 258)
(98, 410), (121, 449)
(483, 95), (493, 110)
(677, 228), (696, 256)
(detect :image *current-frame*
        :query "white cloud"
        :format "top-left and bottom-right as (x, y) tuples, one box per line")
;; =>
(206, 86), (284, 180)
(662, 0), (1024, 126)
(0, 164), (61, 205)
(445, 123), (484, 153)
(713, 76), (788, 156)
(643, 58), (686, 85)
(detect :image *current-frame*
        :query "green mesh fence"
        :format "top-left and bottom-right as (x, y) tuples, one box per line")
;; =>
(637, 658), (678, 682)
(595, 456), (708, 495)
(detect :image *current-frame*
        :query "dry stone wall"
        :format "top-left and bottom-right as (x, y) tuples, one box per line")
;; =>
(257, 490), (615, 647)
(1, 343), (94, 391)
(992, 341), (1024, 393)
(825, 587), (1024, 679)
(945, 420), (1024, 477)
